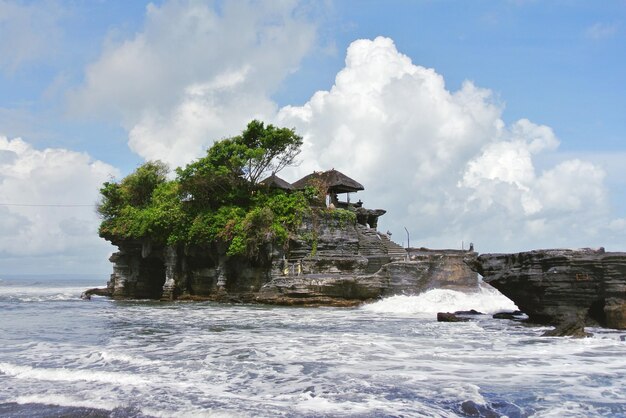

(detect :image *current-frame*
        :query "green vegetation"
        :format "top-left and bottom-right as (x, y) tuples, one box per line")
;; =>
(98, 120), (320, 258)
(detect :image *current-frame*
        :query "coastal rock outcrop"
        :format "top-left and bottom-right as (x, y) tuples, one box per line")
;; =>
(104, 212), (479, 305)
(473, 248), (626, 330)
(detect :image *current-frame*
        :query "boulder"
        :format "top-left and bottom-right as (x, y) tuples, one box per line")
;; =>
(492, 311), (523, 320)
(542, 317), (592, 338)
(437, 312), (470, 322)
(455, 309), (483, 315)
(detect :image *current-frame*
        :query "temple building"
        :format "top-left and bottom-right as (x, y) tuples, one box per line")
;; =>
(260, 169), (385, 230)
(291, 169), (364, 209)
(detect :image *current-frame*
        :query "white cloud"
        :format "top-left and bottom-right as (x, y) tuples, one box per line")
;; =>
(0, 0), (63, 73)
(585, 22), (618, 40)
(0, 135), (119, 272)
(71, 9), (626, 254)
(69, 0), (317, 168)
(278, 36), (623, 252)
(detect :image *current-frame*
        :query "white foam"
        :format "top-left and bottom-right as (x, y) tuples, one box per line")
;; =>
(144, 406), (249, 418)
(0, 362), (148, 385)
(533, 401), (607, 418)
(0, 284), (100, 302)
(99, 351), (158, 366)
(361, 283), (518, 315)
(14, 393), (121, 411)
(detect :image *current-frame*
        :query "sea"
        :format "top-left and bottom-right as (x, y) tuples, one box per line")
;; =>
(1, 275), (625, 418)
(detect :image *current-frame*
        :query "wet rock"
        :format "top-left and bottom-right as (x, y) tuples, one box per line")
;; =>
(455, 309), (483, 315)
(81, 287), (112, 300)
(473, 248), (626, 330)
(460, 400), (500, 418)
(542, 317), (592, 338)
(437, 312), (470, 322)
(492, 312), (523, 320)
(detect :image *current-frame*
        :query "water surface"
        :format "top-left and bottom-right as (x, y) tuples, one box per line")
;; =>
(1, 275), (625, 417)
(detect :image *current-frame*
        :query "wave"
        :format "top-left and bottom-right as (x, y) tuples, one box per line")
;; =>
(12, 394), (120, 411)
(0, 362), (148, 386)
(0, 285), (102, 302)
(98, 351), (158, 366)
(361, 283), (518, 315)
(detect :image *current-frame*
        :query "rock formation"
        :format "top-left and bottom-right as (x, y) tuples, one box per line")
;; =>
(473, 248), (626, 330)
(103, 211), (479, 305)
(437, 312), (470, 322)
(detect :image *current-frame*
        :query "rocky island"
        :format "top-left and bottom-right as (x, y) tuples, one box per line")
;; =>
(88, 120), (626, 333)
(90, 120), (479, 306)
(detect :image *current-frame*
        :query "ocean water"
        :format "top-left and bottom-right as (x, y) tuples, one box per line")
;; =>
(1, 275), (625, 417)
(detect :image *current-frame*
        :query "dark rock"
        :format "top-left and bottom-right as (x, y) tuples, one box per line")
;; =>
(437, 312), (470, 322)
(81, 287), (112, 300)
(542, 318), (592, 338)
(455, 309), (484, 315)
(492, 312), (523, 320)
(473, 248), (626, 330)
(460, 400), (500, 418)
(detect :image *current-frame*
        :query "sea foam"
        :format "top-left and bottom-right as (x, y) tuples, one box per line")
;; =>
(361, 282), (517, 315)
(0, 362), (148, 386)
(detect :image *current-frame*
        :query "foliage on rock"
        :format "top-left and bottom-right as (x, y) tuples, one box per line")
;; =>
(97, 120), (313, 258)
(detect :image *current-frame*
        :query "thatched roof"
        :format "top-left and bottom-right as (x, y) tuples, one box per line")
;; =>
(258, 173), (294, 190)
(292, 169), (364, 194)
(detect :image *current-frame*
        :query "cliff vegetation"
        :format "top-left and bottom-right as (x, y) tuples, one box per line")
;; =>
(97, 120), (355, 258)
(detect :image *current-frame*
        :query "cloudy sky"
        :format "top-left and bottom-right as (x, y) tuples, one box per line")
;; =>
(1, 0), (625, 274)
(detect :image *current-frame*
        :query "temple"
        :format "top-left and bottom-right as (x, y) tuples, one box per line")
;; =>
(261, 169), (386, 230)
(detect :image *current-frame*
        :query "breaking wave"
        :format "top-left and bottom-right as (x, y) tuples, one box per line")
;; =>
(0, 362), (148, 386)
(361, 282), (518, 315)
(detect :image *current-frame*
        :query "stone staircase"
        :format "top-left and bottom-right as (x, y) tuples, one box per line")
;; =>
(380, 234), (408, 261)
(356, 225), (407, 273)
(356, 225), (385, 256)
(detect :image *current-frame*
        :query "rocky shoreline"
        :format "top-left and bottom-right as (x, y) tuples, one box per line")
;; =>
(86, 239), (626, 336)
(472, 248), (626, 331)
(88, 212), (481, 307)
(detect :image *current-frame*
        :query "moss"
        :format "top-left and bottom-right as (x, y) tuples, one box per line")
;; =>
(330, 208), (357, 227)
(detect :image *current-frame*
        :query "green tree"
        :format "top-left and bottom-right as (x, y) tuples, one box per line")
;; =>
(97, 160), (169, 218)
(176, 119), (303, 208)
(175, 138), (249, 210)
(98, 121), (309, 254)
(239, 120), (303, 185)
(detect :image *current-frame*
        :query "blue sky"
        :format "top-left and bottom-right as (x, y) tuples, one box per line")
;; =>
(0, 0), (625, 273)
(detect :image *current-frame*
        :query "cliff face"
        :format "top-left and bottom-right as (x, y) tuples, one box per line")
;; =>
(105, 213), (479, 305)
(474, 249), (626, 329)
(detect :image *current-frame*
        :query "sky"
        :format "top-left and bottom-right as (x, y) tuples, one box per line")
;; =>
(1, 0), (625, 274)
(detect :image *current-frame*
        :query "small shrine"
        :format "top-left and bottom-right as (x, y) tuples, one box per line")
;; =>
(260, 169), (386, 230)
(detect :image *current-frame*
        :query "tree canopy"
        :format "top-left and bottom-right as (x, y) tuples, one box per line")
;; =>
(97, 120), (321, 259)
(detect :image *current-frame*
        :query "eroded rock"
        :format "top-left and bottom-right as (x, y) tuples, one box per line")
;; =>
(98, 211), (480, 305)
(473, 248), (626, 330)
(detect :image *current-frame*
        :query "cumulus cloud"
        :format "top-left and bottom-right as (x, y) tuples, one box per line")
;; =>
(71, 5), (625, 254)
(69, 0), (317, 168)
(0, 135), (119, 272)
(0, 0), (63, 73)
(278, 36), (620, 251)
